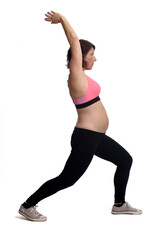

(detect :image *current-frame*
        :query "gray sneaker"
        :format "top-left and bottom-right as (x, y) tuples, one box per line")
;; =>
(111, 202), (142, 215)
(19, 204), (47, 222)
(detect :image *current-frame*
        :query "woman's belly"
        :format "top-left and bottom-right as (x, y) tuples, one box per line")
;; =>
(76, 100), (109, 133)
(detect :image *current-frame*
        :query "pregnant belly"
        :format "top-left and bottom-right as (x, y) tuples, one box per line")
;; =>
(76, 101), (109, 133)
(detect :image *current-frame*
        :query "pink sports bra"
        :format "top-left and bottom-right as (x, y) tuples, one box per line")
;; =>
(68, 75), (101, 109)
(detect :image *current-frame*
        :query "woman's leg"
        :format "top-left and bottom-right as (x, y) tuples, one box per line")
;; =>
(25, 128), (104, 207)
(95, 134), (133, 204)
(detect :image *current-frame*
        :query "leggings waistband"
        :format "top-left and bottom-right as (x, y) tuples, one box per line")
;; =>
(74, 127), (106, 135)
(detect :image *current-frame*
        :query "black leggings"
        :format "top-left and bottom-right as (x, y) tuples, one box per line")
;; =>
(26, 127), (132, 206)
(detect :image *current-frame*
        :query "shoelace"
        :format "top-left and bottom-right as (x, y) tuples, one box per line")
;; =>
(125, 202), (132, 209)
(30, 205), (41, 216)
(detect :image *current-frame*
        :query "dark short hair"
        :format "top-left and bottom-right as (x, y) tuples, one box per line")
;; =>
(66, 39), (95, 69)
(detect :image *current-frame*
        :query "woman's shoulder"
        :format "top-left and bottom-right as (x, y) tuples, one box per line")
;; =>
(67, 72), (88, 98)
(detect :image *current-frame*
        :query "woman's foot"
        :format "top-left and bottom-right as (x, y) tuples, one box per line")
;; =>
(111, 202), (142, 215)
(19, 204), (47, 222)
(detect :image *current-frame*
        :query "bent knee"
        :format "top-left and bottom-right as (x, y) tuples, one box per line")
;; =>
(125, 154), (133, 169)
(119, 153), (133, 169)
(128, 155), (133, 167)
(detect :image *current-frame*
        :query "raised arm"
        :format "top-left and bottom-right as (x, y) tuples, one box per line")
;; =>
(45, 11), (82, 73)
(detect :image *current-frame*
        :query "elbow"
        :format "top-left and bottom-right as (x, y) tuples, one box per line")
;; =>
(70, 36), (79, 45)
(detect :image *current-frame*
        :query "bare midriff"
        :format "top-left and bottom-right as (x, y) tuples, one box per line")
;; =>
(75, 100), (109, 133)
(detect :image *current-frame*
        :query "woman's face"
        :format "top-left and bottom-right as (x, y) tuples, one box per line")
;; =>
(83, 47), (97, 70)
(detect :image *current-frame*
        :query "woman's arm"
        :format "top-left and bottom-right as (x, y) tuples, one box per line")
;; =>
(45, 11), (82, 72)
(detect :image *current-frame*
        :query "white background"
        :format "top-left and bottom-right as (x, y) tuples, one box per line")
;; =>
(0, 0), (160, 239)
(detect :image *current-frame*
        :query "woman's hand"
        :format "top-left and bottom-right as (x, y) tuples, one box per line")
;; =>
(44, 10), (78, 51)
(44, 11), (63, 24)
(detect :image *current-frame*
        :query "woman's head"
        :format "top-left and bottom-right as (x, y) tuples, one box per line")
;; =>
(66, 39), (96, 70)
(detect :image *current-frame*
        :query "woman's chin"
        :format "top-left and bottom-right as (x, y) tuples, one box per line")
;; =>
(85, 66), (93, 71)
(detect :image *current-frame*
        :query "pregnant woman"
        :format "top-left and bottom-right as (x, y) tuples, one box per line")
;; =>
(18, 11), (142, 221)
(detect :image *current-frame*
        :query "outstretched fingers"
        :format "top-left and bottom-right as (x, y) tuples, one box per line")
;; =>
(44, 11), (61, 24)
(47, 12), (53, 16)
(45, 14), (52, 22)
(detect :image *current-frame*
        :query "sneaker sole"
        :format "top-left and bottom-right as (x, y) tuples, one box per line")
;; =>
(111, 210), (142, 215)
(19, 210), (47, 222)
